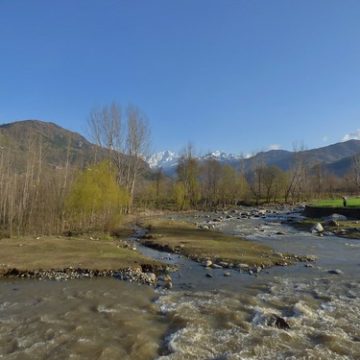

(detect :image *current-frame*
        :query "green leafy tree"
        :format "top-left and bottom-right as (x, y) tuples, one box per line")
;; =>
(172, 182), (187, 210)
(66, 161), (129, 230)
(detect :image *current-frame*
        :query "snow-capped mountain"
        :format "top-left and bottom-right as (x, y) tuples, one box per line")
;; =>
(203, 150), (242, 162)
(146, 150), (243, 172)
(146, 150), (179, 169)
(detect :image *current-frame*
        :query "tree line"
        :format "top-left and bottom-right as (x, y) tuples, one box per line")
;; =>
(138, 145), (360, 210)
(1, 102), (360, 237)
(0, 103), (148, 236)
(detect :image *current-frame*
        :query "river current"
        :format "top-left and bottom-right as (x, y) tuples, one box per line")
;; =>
(1, 212), (359, 359)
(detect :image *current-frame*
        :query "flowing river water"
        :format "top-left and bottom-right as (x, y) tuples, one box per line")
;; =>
(1, 211), (360, 359)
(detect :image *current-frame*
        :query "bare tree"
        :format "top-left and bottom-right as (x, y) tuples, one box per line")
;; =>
(88, 102), (150, 211)
(201, 158), (222, 207)
(125, 105), (150, 209)
(284, 143), (308, 203)
(351, 153), (360, 192)
(176, 144), (201, 208)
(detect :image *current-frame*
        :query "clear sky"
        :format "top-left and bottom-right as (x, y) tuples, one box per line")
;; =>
(1, 0), (360, 155)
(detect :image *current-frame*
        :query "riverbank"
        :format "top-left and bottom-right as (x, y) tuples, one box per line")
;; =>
(0, 209), (317, 285)
(1, 209), (360, 359)
(138, 217), (303, 270)
(290, 216), (360, 239)
(0, 233), (166, 284)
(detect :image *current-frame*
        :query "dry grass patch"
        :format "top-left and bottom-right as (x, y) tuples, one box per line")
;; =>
(0, 234), (162, 273)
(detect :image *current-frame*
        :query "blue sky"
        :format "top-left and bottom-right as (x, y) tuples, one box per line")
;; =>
(1, 0), (360, 155)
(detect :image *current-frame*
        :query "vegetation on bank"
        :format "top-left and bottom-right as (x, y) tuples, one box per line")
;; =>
(138, 145), (360, 212)
(138, 218), (293, 267)
(2, 102), (360, 239)
(310, 197), (360, 208)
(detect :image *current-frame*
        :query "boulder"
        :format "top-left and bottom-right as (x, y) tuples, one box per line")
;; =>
(323, 219), (339, 227)
(163, 274), (173, 289)
(311, 223), (324, 233)
(147, 273), (157, 283)
(270, 315), (290, 330)
(328, 269), (343, 275)
(324, 213), (347, 221)
(204, 260), (212, 268)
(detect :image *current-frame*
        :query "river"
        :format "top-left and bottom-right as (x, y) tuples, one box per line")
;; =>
(1, 211), (359, 359)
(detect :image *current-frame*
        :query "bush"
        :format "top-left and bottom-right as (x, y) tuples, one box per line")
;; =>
(65, 161), (129, 231)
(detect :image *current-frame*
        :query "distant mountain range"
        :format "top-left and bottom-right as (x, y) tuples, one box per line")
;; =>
(148, 140), (360, 177)
(1, 120), (360, 177)
(0, 120), (108, 169)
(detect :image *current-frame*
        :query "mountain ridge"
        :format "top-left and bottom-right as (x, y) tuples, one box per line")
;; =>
(2, 119), (360, 177)
(149, 140), (360, 176)
(0, 119), (106, 169)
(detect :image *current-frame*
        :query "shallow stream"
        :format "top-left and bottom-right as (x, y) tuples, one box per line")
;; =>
(1, 211), (359, 359)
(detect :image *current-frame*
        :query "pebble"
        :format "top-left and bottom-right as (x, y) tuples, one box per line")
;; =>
(218, 261), (229, 268)
(211, 264), (223, 269)
(238, 263), (249, 269)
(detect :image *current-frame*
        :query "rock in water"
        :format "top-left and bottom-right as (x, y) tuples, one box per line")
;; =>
(211, 264), (223, 269)
(328, 269), (343, 275)
(311, 223), (324, 233)
(325, 213), (347, 221)
(273, 315), (290, 330)
(147, 273), (157, 283)
(163, 274), (173, 289)
(219, 261), (229, 268)
(323, 219), (339, 227)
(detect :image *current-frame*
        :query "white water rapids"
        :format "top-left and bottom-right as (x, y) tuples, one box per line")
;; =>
(1, 212), (359, 359)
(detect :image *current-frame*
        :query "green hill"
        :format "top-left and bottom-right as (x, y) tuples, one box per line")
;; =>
(0, 120), (106, 170)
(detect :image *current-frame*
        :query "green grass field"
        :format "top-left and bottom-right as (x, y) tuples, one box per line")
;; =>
(311, 198), (360, 208)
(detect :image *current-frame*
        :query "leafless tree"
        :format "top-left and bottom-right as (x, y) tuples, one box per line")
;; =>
(351, 153), (360, 192)
(125, 105), (150, 209)
(88, 102), (150, 211)
(284, 143), (308, 203)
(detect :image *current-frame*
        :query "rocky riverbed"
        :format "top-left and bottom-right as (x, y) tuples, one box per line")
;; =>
(0, 266), (160, 285)
(1, 207), (359, 359)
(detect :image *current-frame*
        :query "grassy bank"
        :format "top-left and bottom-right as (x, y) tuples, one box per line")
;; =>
(0, 233), (164, 277)
(311, 198), (360, 208)
(138, 218), (294, 267)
